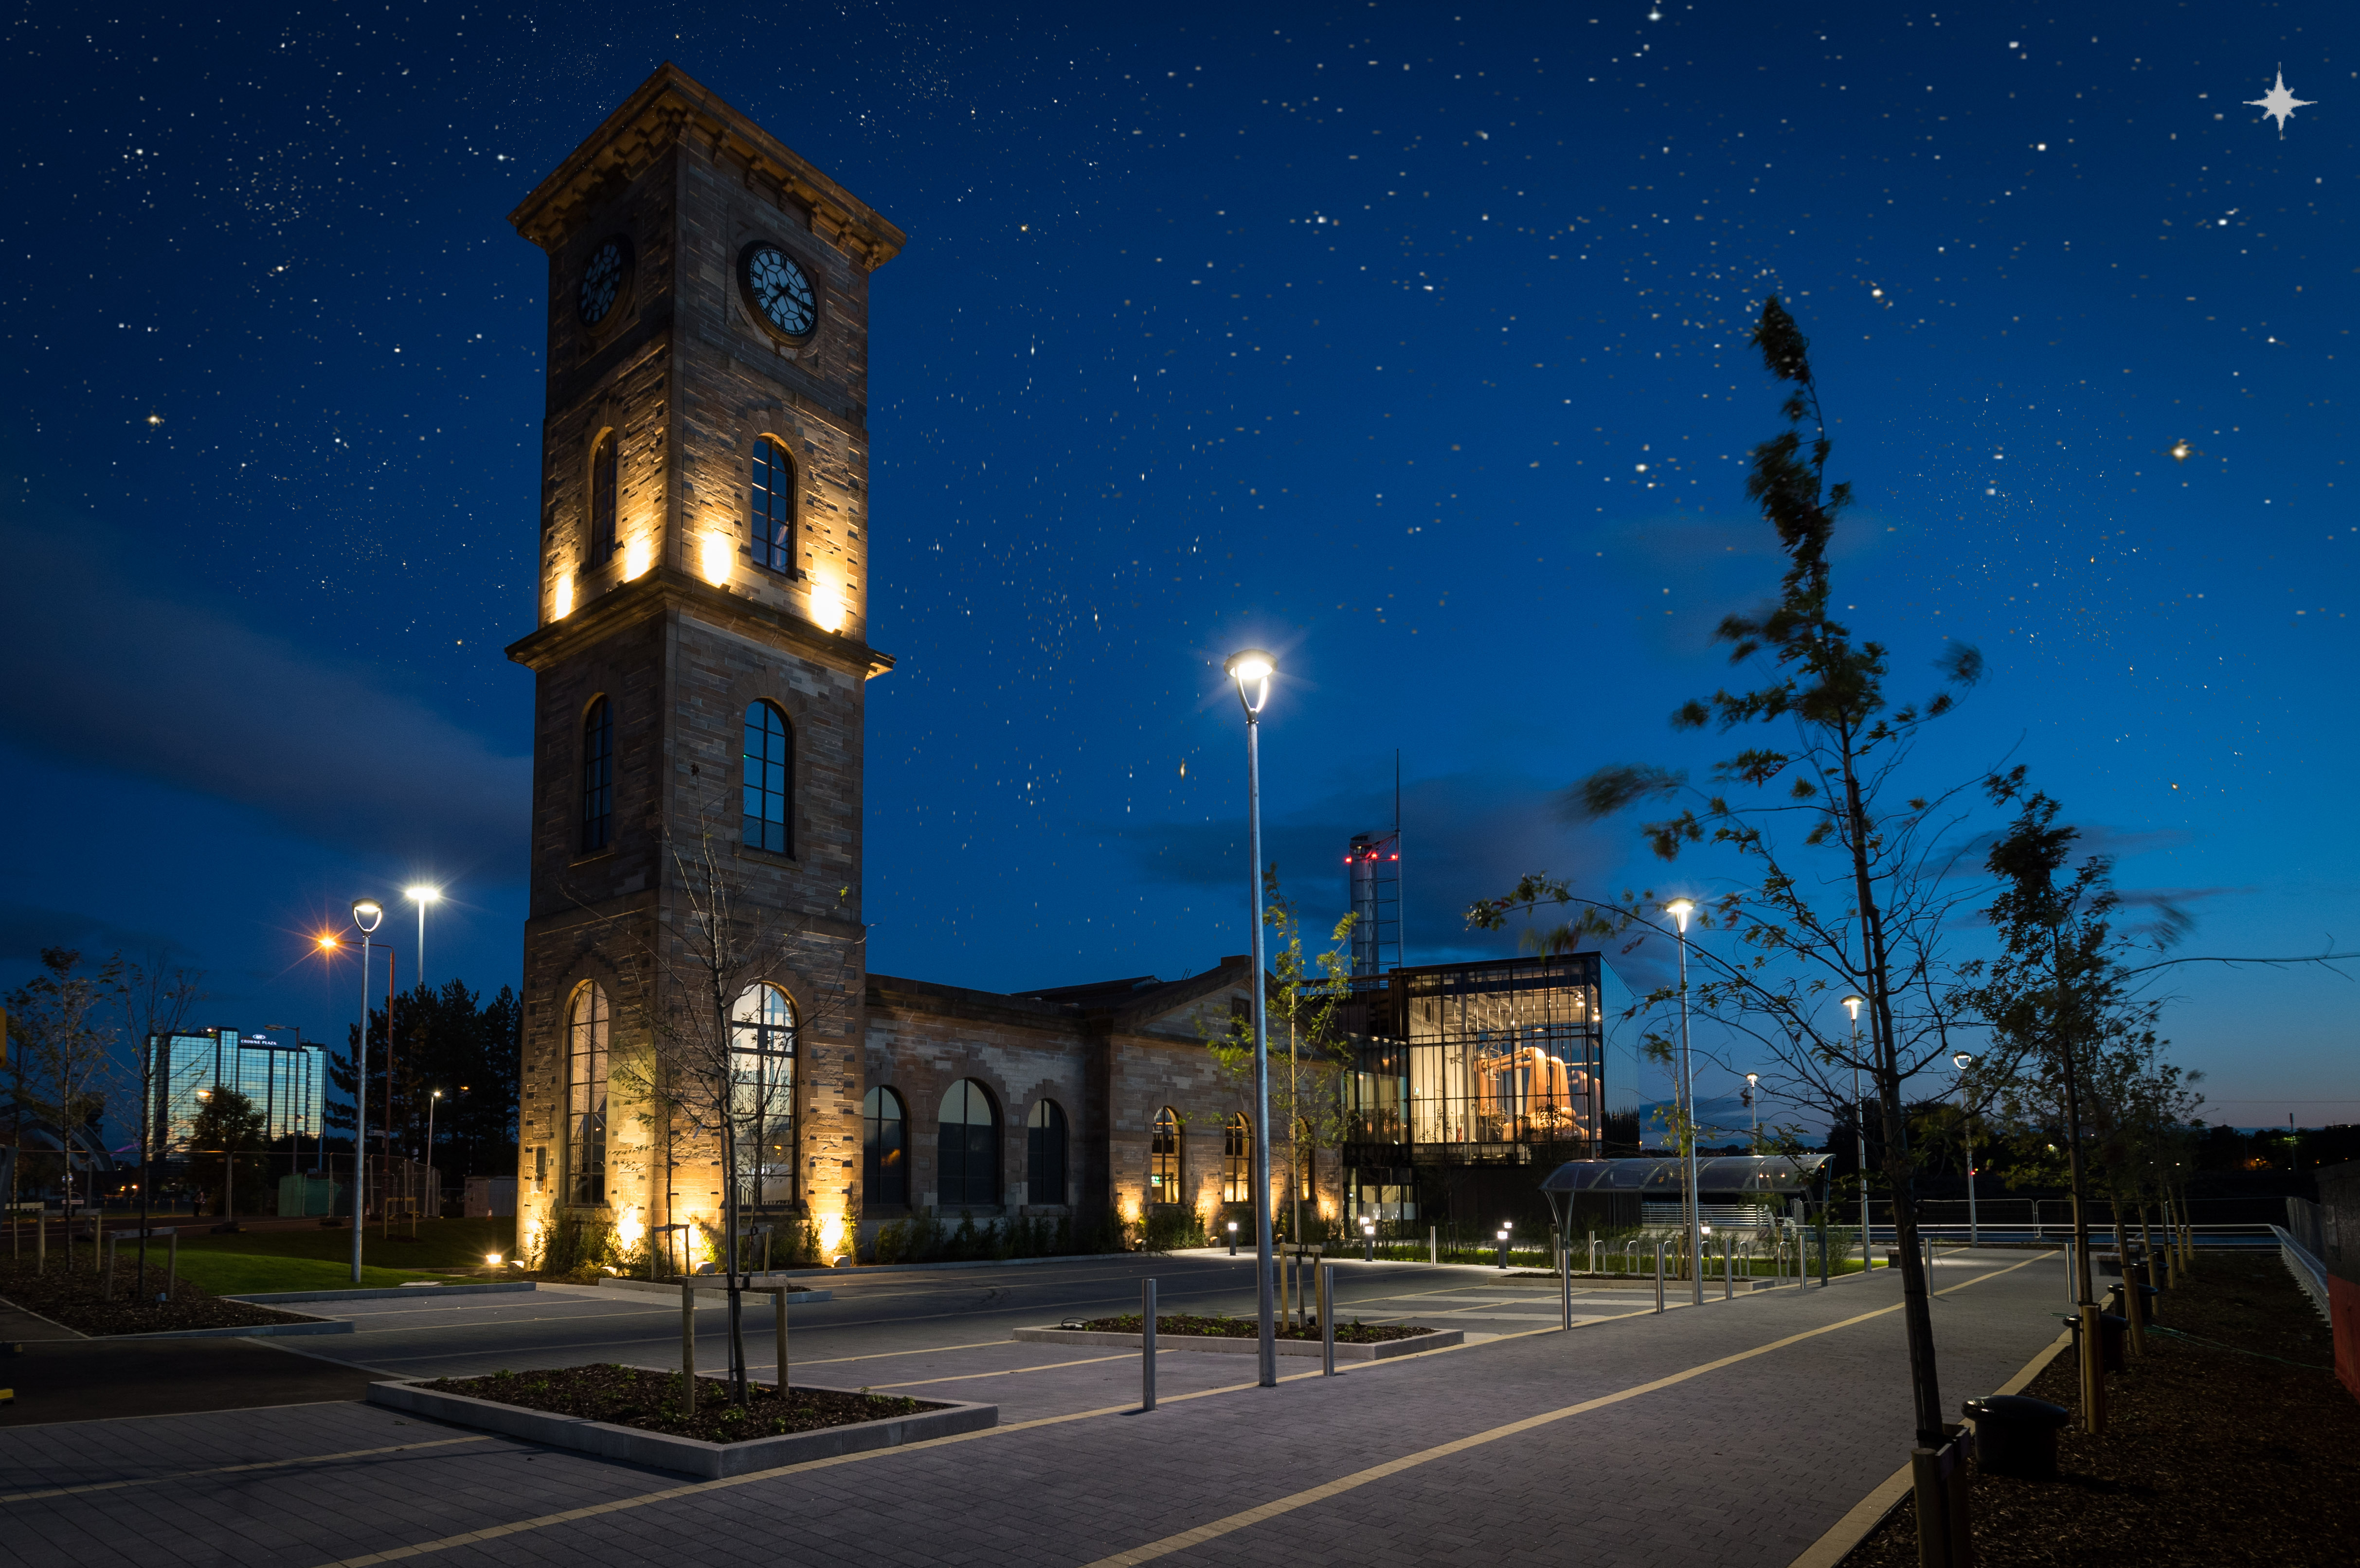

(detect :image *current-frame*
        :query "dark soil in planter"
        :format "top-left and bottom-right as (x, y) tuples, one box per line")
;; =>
(1841, 1251), (2360, 1568)
(421, 1364), (945, 1444)
(0, 1258), (322, 1337)
(1074, 1313), (1437, 1344)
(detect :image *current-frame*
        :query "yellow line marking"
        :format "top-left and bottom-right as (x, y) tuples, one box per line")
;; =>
(0, 1436), (492, 1506)
(865, 1353), (1137, 1389)
(304, 1255), (2037, 1568)
(1072, 1254), (2045, 1568)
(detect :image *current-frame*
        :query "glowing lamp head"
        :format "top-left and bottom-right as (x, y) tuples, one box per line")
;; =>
(351, 899), (384, 934)
(486, 1253), (503, 1266)
(1746, 1072), (1759, 1088)
(1224, 649), (1276, 717)
(1952, 1052), (1975, 1070)
(317, 934), (340, 951)
(404, 884), (441, 905)
(1664, 898), (1695, 931)
(1841, 994), (1864, 1021)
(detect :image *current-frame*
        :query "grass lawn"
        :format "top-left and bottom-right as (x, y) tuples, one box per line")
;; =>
(171, 1216), (517, 1271)
(169, 1253), (448, 1296)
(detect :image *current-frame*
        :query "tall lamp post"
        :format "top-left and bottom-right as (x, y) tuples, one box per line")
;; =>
(405, 885), (442, 994)
(1664, 899), (1701, 1306)
(1842, 994), (1867, 1267)
(1224, 648), (1279, 1389)
(343, 900), (383, 1283)
(1951, 1052), (1977, 1247)
(1744, 1072), (1759, 1148)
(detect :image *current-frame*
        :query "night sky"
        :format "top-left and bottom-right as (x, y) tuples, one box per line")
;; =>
(4, 3), (2354, 1131)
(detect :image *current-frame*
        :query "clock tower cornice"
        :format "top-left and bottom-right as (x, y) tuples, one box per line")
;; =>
(505, 563), (897, 683)
(508, 61), (907, 272)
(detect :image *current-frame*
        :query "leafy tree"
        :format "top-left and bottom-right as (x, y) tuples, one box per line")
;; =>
(331, 978), (521, 1212)
(187, 1086), (270, 1220)
(121, 954), (204, 1285)
(1471, 298), (1987, 1450)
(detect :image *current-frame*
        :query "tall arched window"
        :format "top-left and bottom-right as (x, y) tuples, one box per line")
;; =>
(1150, 1107), (1182, 1207)
(587, 431), (617, 564)
(1027, 1099), (1067, 1208)
(937, 1079), (999, 1209)
(751, 435), (796, 575)
(1223, 1113), (1252, 1204)
(742, 701), (792, 855)
(565, 982), (609, 1206)
(864, 1086), (906, 1208)
(730, 984), (796, 1207)
(580, 698), (613, 852)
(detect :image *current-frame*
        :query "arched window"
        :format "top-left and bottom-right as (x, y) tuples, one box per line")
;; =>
(1223, 1113), (1252, 1204)
(565, 983), (609, 1206)
(864, 1086), (906, 1208)
(937, 1079), (999, 1209)
(1150, 1107), (1182, 1207)
(751, 435), (796, 575)
(729, 984), (796, 1207)
(588, 430), (617, 564)
(580, 697), (613, 853)
(1027, 1099), (1067, 1208)
(742, 701), (792, 855)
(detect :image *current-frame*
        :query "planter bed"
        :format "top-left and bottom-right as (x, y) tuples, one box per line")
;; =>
(0, 1259), (334, 1338)
(1014, 1316), (1461, 1361)
(374, 1365), (991, 1478)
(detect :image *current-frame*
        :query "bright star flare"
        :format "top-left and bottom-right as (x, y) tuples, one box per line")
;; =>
(2244, 69), (2315, 139)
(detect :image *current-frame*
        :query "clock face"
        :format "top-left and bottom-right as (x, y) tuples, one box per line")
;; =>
(744, 245), (817, 338)
(578, 239), (628, 327)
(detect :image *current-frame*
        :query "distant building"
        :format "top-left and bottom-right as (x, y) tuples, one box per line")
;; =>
(153, 1028), (326, 1154)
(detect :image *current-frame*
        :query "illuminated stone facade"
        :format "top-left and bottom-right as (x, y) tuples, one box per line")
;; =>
(505, 68), (1329, 1266)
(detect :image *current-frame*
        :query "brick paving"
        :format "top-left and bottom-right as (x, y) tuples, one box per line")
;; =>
(0, 1249), (2063, 1568)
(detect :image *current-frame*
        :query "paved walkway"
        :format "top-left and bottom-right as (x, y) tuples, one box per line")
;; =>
(0, 1248), (2063, 1568)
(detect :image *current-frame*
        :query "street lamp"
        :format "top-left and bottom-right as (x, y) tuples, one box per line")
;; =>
(1664, 898), (1702, 1306)
(426, 1089), (443, 1227)
(1744, 1072), (1760, 1149)
(404, 884), (442, 994)
(1223, 647), (1279, 1389)
(348, 899), (384, 1284)
(1842, 994), (1867, 1270)
(1227, 1219), (1239, 1257)
(1952, 1052), (1978, 1246)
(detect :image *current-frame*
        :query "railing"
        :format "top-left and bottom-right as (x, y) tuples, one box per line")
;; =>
(2270, 1224), (2333, 1320)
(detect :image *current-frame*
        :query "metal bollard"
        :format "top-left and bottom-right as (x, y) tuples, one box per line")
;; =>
(1724, 1236), (1734, 1300)
(1560, 1233), (1573, 1330)
(771, 1286), (791, 1395)
(1320, 1263), (1336, 1376)
(1141, 1278), (1157, 1411)
(1429, 1225), (1438, 1266)
(681, 1279), (698, 1415)
(1654, 1241), (1666, 1313)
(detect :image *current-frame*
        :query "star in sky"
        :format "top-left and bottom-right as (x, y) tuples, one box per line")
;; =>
(2243, 69), (2315, 139)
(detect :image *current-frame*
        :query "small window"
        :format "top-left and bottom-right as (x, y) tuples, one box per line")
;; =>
(751, 436), (796, 574)
(864, 1087), (907, 1208)
(938, 1079), (1000, 1209)
(1223, 1113), (1252, 1205)
(742, 701), (792, 855)
(1027, 1099), (1068, 1208)
(1150, 1107), (1182, 1207)
(730, 984), (796, 1207)
(580, 698), (613, 853)
(588, 431), (617, 564)
(566, 982), (609, 1206)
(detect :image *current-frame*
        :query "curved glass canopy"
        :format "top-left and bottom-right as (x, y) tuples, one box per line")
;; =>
(1538, 1153), (1833, 1195)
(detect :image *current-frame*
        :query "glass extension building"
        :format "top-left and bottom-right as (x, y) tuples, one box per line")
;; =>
(1342, 952), (1617, 1230)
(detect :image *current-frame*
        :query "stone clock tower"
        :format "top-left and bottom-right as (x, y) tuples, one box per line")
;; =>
(503, 64), (902, 1266)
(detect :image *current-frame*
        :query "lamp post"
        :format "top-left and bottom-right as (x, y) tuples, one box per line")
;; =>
(1224, 647), (1279, 1389)
(404, 885), (441, 994)
(1665, 899), (1701, 1306)
(1745, 1072), (1759, 1149)
(1952, 1052), (1977, 1247)
(425, 1089), (443, 1229)
(344, 900), (383, 1283)
(1842, 994), (1867, 1268)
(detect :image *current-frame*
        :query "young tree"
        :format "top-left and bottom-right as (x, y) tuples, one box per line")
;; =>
(1471, 298), (1987, 1454)
(121, 955), (204, 1289)
(602, 806), (865, 1406)
(1203, 870), (1356, 1242)
(6, 948), (126, 1236)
